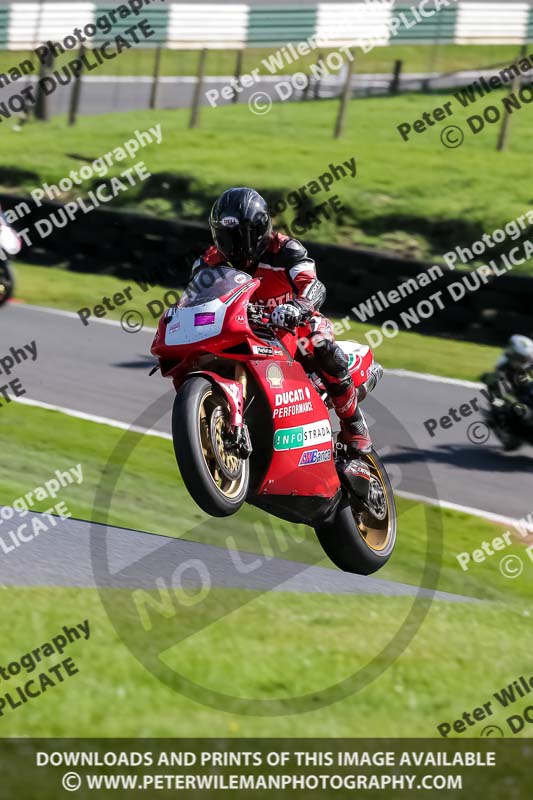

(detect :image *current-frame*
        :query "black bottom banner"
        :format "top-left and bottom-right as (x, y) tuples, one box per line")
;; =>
(1, 738), (532, 798)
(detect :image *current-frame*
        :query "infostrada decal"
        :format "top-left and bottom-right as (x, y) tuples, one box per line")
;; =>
(274, 420), (332, 451)
(298, 449), (332, 466)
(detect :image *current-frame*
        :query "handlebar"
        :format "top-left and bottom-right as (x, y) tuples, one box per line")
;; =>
(247, 303), (270, 327)
(247, 303), (309, 336)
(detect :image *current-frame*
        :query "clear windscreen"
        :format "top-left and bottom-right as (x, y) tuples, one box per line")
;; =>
(179, 267), (252, 308)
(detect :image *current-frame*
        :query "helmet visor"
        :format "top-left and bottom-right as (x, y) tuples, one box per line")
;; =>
(212, 222), (269, 268)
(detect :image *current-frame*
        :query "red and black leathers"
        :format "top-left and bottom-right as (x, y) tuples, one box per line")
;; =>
(192, 232), (372, 452)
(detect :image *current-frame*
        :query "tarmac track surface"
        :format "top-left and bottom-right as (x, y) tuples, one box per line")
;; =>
(0, 512), (478, 602)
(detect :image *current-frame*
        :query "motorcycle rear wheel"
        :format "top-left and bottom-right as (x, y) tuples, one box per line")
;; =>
(172, 377), (249, 517)
(314, 450), (396, 575)
(487, 409), (521, 451)
(0, 261), (14, 307)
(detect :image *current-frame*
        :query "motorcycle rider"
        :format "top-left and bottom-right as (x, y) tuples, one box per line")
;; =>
(0, 207), (22, 258)
(192, 187), (381, 474)
(0, 208), (21, 305)
(484, 335), (533, 420)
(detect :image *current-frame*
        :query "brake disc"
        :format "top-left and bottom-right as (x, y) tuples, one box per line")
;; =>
(209, 406), (242, 481)
(367, 477), (387, 521)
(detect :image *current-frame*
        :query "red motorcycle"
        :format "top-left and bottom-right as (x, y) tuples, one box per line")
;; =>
(151, 267), (396, 575)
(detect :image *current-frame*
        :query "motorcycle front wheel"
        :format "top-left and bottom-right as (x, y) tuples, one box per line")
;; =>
(0, 261), (14, 307)
(314, 450), (397, 575)
(172, 376), (250, 517)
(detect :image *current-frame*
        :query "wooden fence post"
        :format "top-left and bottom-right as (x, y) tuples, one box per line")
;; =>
(68, 45), (85, 125)
(149, 46), (162, 110)
(334, 50), (355, 139)
(313, 52), (324, 99)
(497, 45), (527, 152)
(233, 49), (244, 103)
(34, 47), (54, 121)
(390, 59), (403, 95)
(189, 48), (208, 129)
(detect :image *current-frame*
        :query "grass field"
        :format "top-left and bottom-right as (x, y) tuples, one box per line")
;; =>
(0, 44), (520, 78)
(0, 399), (532, 737)
(2, 92), (532, 272)
(1, 587), (531, 738)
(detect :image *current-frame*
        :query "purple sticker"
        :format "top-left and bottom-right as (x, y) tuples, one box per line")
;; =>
(194, 312), (216, 327)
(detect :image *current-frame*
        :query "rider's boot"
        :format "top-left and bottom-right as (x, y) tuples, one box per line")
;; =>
(316, 345), (383, 500)
(331, 381), (372, 499)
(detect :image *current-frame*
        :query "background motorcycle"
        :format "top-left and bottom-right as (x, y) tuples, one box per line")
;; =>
(151, 267), (397, 576)
(482, 389), (533, 451)
(0, 214), (20, 308)
(0, 259), (15, 307)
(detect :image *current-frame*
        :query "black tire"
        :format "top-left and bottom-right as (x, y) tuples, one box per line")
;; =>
(0, 261), (14, 307)
(314, 450), (397, 575)
(486, 409), (521, 451)
(172, 377), (249, 518)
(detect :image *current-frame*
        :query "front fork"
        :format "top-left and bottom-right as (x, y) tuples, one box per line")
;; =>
(230, 365), (252, 458)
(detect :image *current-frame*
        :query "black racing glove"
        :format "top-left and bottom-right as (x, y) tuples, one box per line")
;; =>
(270, 302), (302, 331)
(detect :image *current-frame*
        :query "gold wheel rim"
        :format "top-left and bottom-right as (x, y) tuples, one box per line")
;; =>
(352, 452), (392, 553)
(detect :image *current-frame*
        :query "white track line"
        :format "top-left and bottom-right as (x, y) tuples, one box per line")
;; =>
(17, 303), (157, 333)
(13, 395), (528, 532)
(386, 369), (483, 389)
(13, 396), (172, 440)
(394, 490), (531, 533)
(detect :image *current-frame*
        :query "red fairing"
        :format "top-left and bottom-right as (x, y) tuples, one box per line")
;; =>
(187, 372), (244, 427)
(349, 347), (375, 388)
(247, 359), (339, 498)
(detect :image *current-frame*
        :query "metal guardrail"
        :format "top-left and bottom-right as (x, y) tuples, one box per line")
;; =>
(0, 2), (533, 51)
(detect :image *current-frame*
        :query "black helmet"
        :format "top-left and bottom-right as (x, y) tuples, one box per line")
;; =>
(209, 188), (272, 269)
